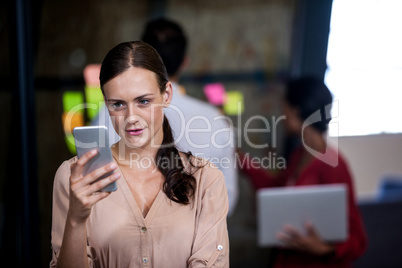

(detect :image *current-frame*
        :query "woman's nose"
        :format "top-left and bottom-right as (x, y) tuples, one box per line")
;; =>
(125, 105), (140, 124)
(126, 114), (139, 125)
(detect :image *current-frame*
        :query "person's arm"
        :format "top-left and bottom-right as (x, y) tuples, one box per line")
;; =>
(50, 150), (120, 268)
(277, 156), (367, 261)
(276, 153), (367, 261)
(222, 148), (238, 217)
(237, 150), (284, 190)
(187, 168), (229, 268)
(276, 221), (336, 256)
(56, 216), (89, 268)
(213, 126), (238, 217)
(326, 158), (367, 262)
(50, 159), (92, 268)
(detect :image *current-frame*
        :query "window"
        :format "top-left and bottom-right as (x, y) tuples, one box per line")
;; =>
(325, 0), (402, 136)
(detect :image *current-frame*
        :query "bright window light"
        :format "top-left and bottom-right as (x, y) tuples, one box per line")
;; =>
(325, 0), (402, 137)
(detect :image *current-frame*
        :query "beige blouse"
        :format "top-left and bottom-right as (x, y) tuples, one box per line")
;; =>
(50, 156), (229, 268)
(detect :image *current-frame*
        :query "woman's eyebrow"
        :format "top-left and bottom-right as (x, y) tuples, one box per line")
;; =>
(106, 93), (154, 102)
(134, 93), (154, 100)
(106, 98), (124, 102)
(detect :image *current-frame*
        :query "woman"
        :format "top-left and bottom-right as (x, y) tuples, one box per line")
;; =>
(50, 41), (229, 268)
(240, 77), (367, 267)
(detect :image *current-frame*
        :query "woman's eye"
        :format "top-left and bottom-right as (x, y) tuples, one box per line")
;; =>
(109, 102), (124, 110)
(139, 99), (150, 105)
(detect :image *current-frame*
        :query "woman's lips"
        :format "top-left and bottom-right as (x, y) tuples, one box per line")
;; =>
(126, 128), (144, 136)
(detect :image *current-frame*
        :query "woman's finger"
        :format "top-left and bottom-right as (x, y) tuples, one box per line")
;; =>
(70, 149), (98, 180)
(71, 162), (118, 192)
(283, 224), (302, 240)
(71, 173), (120, 216)
(276, 225), (303, 248)
(277, 232), (301, 249)
(305, 221), (319, 237)
(87, 191), (112, 204)
(276, 231), (290, 247)
(68, 172), (118, 209)
(84, 172), (121, 195)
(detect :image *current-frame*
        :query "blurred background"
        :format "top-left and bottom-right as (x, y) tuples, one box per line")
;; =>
(1, 0), (402, 267)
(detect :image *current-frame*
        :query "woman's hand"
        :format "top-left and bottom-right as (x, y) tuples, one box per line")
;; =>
(68, 149), (121, 225)
(276, 221), (335, 256)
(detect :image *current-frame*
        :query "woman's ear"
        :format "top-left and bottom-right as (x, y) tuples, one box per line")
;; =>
(163, 82), (173, 107)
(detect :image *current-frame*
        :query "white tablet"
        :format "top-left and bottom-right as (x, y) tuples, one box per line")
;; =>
(256, 184), (347, 247)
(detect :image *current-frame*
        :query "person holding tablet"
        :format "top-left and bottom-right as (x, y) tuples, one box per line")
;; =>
(50, 41), (229, 268)
(239, 77), (367, 267)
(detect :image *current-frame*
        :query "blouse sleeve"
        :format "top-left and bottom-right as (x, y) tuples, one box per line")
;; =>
(322, 155), (368, 262)
(188, 164), (230, 268)
(237, 151), (284, 190)
(49, 158), (94, 268)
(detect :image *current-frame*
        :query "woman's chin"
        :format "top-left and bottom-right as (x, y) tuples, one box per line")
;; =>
(118, 135), (148, 149)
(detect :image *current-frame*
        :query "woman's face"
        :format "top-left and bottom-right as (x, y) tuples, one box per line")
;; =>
(103, 67), (172, 150)
(283, 101), (302, 135)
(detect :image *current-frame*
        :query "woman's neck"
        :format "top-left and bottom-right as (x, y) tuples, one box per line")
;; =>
(111, 141), (159, 168)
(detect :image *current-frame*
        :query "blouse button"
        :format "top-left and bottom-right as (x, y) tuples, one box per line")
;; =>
(141, 227), (147, 233)
(142, 257), (148, 263)
(217, 245), (223, 251)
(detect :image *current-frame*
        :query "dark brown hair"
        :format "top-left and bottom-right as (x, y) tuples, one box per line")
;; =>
(285, 76), (333, 133)
(100, 41), (196, 204)
(141, 17), (187, 77)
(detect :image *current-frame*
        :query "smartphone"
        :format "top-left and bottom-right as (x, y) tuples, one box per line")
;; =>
(73, 126), (117, 192)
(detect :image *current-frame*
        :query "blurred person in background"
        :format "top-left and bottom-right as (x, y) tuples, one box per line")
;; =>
(239, 76), (367, 267)
(141, 17), (238, 217)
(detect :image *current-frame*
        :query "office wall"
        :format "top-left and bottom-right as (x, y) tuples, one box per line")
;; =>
(331, 134), (402, 199)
